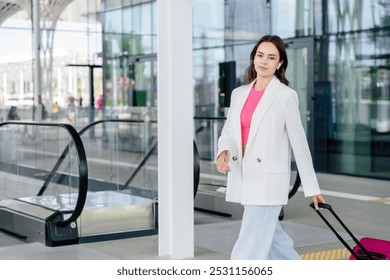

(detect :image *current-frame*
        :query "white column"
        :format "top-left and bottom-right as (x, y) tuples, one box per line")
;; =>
(157, 0), (194, 259)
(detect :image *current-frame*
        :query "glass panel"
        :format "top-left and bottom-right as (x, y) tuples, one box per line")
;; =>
(193, 0), (270, 116)
(0, 11), (33, 115)
(286, 46), (309, 134)
(326, 31), (390, 179)
(193, 0), (225, 49)
(103, 2), (156, 111)
(285, 43), (310, 173)
(132, 59), (157, 107)
(328, 0), (390, 33)
(71, 117), (157, 238)
(104, 9), (122, 34)
(194, 117), (227, 186)
(73, 119), (157, 195)
(314, 0), (324, 36)
(272, 0), (314, 38)
(104, 0), (122, 9)
(0, 123), (79, 200)
(193, 48), (225, 117)
(0, 1), (102, 119)
(152, 2), (157, 53)
(122, 3), (154, 55)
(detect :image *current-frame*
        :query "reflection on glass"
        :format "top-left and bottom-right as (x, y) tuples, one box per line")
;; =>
(272, 0), (314, 38)
(328, 0), (390, 33)
(325, 31), (389, 179)
(286, 46), (309, 133)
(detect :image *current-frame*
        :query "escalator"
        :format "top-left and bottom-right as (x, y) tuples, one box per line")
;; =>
(0, 118), (199, 246)
(40, 119), (198, 242)
(0, 119), (157, 246)
(0, 121), (88, 246)
(41, 119), (159, 243)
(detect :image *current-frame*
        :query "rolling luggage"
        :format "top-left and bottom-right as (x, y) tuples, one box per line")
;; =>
(310, 202), (390, 260)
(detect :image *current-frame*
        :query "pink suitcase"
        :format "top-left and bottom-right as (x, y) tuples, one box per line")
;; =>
(349, 237), (390, 260)
(310, 202), (390, 260)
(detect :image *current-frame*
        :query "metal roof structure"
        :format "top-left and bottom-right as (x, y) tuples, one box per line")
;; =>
(0, 0), (75, 108)
(0, 1), (22, 26)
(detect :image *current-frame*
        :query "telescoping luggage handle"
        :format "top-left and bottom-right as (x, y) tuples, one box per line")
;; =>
(309, 202), (375, 260)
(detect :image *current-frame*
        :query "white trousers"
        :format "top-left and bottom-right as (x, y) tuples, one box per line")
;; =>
(230, 205), (301, 260)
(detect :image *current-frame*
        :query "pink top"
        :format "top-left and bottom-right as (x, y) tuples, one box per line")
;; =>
(240, 85), (265, 145)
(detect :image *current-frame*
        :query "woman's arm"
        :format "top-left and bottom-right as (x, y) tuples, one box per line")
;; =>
(285, 90), (321, 197)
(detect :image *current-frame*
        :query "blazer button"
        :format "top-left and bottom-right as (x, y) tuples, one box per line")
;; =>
(232, 156), (237, 161)
(257, 157), (261, 163)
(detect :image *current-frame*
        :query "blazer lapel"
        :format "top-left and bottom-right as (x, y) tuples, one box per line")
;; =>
(246, 76), (281, 150)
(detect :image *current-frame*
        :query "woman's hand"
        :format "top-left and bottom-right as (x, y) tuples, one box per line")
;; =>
(216, 150), (231, 174)
(311, 194), (326, 210)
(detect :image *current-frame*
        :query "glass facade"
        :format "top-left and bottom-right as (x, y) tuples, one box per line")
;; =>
(319, 1), (389, 179)
(103, 0), (389, 180)
(101, 1), (156, 110)
(0, 0), (388, 180)
(0, 0), (102, 117)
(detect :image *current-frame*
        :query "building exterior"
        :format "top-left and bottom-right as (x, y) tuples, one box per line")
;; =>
(0, 0), (389, 180)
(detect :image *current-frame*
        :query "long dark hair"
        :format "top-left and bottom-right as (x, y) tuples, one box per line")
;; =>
(244, 35), (289, 86)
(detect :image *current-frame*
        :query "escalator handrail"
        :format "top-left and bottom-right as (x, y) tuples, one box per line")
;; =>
(77, 119), (199, 195)
(0, 121), (88, 227)
(120, 139), (200, 198)
(78, 118), (157, 136)
(39, 118), (200, 197)
(39, 118), (156, 196)
(193, 140), (200, 197)
(193, 116), (227, 120)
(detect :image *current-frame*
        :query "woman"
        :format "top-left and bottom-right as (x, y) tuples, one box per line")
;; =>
(216, 35), (325, 260)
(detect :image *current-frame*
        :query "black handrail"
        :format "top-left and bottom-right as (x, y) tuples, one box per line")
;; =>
(193, 116), (227, 120)
(38, 119), (155, 196)
(0, 121), (88, 227)
(120, 139), (200, 198)
(40, 119), (201, 197)
(193, 140), (200, 197)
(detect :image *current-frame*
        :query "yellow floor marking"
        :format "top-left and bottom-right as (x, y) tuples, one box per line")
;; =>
(301, 248), (350, 260)
(370, 198), (390, 204)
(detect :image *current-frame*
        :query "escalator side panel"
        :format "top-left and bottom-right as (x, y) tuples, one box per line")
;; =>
(79, 202), (154, 237)
(0, 207), (46, 244)
(0, 200), (79, 246)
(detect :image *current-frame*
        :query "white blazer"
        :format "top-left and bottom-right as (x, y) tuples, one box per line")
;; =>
(216, 76), (321, 205)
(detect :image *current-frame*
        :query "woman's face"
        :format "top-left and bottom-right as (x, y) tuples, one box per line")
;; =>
(253, 42), (282, 79)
